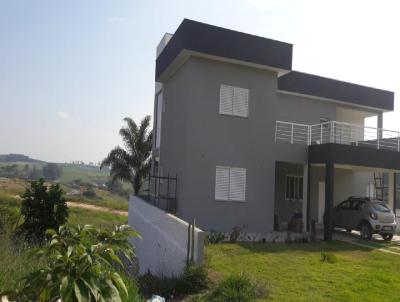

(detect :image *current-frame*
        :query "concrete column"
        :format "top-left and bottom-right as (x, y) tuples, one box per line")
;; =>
(388, 172), (394, 209)
(302, 164), (308, 232)
(377, 113), (383, 142)
(394, 173), (397, 216)
(324, 161), (334, 241)
(306, 163), (311, 232)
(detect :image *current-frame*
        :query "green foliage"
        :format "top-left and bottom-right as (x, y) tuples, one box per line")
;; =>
(101, 116), (153, 194)
(208, 273), (267, 302)
(3, 224), (141, 302)
(16, 178), (69, 242)
(205, 231), (225, 245)
(0, 205), (19, 232)
(320, 251), (338, 264)
(42, 163), (62, 181)
(139, 265), (209, 300)
(82, 185), (97, 198)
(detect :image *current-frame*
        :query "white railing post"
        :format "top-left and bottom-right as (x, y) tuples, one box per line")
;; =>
(320, 124), (323, 144)
(308, 126), (311, 145)
(377, 128), (380, 150)
(398, 132), (400, 152)
(330, 121), (334, 143)
(291, 123), (294, 144)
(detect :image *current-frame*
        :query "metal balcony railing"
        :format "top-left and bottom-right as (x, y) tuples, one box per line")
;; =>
(275, 120), (400, 152)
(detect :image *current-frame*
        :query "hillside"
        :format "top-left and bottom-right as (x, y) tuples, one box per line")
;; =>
(0, 154), (45, 163)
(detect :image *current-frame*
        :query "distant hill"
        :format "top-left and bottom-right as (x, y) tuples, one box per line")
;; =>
(0, 154), (46, 163)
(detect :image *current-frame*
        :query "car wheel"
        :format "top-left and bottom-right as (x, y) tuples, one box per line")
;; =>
(382, 233), (393, 241)
(345, 228), (352, 233)
(360, 223), (372, 240)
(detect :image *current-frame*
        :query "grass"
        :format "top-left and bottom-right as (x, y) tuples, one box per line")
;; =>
(67, 187), (129, 211)
(205, 242), (400, 302)
(59, 164), (109, 184)
(68, 207), (127, 227)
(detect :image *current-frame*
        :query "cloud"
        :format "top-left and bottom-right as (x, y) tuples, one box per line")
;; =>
(242, 0), (279, 11)
(57, 111), (70, 120)
(105, 16), (128, 24)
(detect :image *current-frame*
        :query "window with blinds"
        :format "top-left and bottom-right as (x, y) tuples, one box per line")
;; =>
(215, 166), (246, 201)
(219, 84), (249, 117)
(285, 175), (303, 201)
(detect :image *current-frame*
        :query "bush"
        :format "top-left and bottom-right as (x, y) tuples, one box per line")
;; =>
(2, 224), (140, 302)
(15, 179), (68, 242)
(139, 265), (209, 300)
(320, 251), (337, 263)
(205, 231), (225, 244)
(208, 273), (267, 302)
(0, 205), (19, 233)
(82, 185), (96, 198)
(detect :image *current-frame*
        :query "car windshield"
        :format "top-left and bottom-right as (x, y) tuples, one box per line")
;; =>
(372, 202), (391, 213)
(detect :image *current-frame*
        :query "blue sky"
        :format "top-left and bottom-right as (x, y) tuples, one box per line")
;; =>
(0, 0), (399, 163)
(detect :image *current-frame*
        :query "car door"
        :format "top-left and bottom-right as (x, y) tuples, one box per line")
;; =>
(351, 200), (366, 229)
(335, 200), (352, 228)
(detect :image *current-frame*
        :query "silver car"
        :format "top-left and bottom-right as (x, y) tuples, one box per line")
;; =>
(333, 197), (397, 241)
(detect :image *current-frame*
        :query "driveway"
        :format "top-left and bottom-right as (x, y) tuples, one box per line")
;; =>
(332, 229), (400, 255)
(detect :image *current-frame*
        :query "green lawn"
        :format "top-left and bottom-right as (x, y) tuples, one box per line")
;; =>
(206, 242), (400, 302)
(59, 164), (109, 184)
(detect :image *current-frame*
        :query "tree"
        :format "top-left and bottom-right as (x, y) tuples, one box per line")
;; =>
(42, 163), (62, 181)
(29, 165), (42, 180)
(101, 116), (152, 194)
(16, 179), (69, 242)
(3, 224), (141, 302)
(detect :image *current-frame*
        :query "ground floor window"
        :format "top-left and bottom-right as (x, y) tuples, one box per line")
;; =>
(215, 166), (246, 201)
(285, 175), (303, 201)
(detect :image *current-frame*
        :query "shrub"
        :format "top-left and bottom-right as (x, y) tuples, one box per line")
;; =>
(139, 265), (209, 300)
(178, 265), (209, 295)
(205, 231), (225, 244)
(208, 273), (268, 302)
(82, 185), (96, 198)
(0, 205), (19, 233)
(15, 179), (68, 242)
(320, 251), (337, 264)
(2, 224), (141, 302)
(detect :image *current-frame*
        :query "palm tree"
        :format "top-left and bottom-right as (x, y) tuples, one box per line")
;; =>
(101, 116), (153, 195)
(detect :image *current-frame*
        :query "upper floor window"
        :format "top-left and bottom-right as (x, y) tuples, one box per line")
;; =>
(219, 84), (249, 117)
(285, 175), (303, 201)
(215, 166), (246, 202)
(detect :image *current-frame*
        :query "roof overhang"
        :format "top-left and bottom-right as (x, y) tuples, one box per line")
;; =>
(279, 71), (394, 112)
(156, 19), (292, 82)
(309, 144), (400, 170)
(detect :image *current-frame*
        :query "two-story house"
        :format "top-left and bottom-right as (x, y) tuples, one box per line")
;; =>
(149, 19), (397, 241)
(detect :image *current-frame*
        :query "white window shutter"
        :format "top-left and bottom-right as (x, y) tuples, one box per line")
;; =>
(215, 166), (229, 200)
(229, 168), (246, 201)
(233, 87), (249, 117)
(219, 85), (234, 115)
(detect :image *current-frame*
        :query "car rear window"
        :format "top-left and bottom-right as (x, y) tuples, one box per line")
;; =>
(372, 202), (391, 213)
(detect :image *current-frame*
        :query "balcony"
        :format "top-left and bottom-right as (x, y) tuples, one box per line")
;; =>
(275, 121), (400, 152)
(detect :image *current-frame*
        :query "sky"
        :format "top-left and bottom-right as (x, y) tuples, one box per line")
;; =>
(0, 0), (399, 163)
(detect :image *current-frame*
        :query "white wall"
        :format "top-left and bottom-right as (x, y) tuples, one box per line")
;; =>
(128, 195), (205, 277)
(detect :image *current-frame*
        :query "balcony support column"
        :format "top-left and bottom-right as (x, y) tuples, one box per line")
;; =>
(324, 159), (334, 241)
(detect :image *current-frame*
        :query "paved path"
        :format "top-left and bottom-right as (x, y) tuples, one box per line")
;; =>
(332, 230), (400, 256)
(67, 201), (128, 216)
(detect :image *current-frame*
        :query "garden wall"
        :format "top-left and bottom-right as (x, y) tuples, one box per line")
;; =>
(128, 195), (205, 277)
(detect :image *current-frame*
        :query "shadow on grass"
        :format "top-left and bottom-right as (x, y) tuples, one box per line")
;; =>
(234, 240), (372, 254)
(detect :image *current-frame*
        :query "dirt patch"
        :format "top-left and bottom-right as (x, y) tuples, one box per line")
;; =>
(67, 201), (128, 216)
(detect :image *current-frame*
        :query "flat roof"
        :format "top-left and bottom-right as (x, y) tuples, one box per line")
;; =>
(278, 71), (394, 111)
(156, 19), (394, 112)
(155, 19), (293, 80)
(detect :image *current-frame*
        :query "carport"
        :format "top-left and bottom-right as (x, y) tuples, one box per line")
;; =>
(307, 143), (400, 241)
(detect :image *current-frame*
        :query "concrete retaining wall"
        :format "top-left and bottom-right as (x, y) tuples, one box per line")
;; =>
(128, 195), (205, 277)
